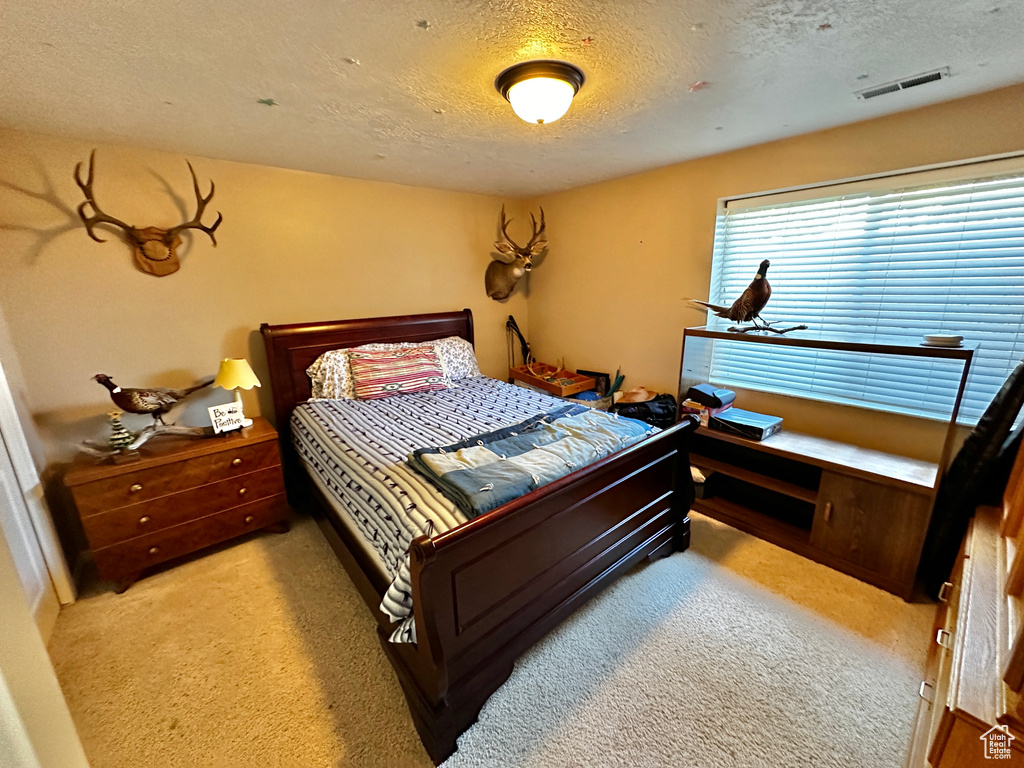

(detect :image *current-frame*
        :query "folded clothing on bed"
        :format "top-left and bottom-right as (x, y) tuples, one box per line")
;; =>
(407, 405), (657, 518)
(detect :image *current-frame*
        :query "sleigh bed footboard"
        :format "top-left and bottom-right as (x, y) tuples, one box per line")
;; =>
(387, 418), (696, 763)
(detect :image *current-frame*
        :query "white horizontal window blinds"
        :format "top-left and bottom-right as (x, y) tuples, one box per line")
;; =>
(707, 171), (1024, 424)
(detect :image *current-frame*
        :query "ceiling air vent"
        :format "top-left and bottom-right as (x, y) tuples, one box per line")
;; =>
(855, 67), (950, 100)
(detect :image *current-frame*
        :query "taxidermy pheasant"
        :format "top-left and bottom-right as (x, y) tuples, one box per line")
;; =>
(684, 259), (790, 333)
(92, 374), (213, 424)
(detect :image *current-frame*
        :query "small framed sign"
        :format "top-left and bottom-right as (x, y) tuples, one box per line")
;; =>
(208, 401), (245, 434)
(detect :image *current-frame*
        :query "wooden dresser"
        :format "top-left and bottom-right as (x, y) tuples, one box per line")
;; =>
(905, 447), (1024, 766)
(64, 418), (289, 591)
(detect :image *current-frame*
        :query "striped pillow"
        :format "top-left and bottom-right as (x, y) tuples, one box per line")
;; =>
(348, 346), (449, 400)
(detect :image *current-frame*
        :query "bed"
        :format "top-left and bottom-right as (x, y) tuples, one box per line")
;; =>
(260, 309), (698, 763)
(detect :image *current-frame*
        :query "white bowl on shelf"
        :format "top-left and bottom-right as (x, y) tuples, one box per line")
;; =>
(922, 333), (964, 347)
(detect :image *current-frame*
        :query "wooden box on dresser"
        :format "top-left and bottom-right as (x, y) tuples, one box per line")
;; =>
(64, 417), (289, 591)
(905, 443), (1024, 766)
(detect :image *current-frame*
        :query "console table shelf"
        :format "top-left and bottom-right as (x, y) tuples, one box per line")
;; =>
(690, 450), (818, 504)
(692, 497), (813, 547)
(679, 326), (974, 599)
(693, 425), (940, 491)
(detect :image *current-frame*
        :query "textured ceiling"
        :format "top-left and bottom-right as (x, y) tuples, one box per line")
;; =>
(1, 0), (1022, 196)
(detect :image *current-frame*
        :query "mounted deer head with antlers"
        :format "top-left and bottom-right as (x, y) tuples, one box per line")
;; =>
(74, 150), (223, 277)
(486, 205), (547, 301)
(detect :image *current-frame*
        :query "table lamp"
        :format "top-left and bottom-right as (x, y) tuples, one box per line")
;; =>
(213, 358), (261, 428)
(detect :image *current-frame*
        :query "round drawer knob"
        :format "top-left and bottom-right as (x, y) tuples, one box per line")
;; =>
(238, 487), (248, 497)
(130, 483), (143, 493)
(244, 515), (255, 524)
(232, 458), (243, 466)
(148, 547), (160, 556)
(138, 516), (151, 525)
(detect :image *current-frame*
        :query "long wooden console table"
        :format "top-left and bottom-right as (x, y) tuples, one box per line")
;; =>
(678, 326), (974, 598)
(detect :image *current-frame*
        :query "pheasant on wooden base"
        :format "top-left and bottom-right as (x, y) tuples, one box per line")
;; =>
(92, 374), (213, 424)
(684, 259), (806, 335)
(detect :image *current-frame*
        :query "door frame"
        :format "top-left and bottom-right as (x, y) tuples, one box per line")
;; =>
(0, 348), (74, 609)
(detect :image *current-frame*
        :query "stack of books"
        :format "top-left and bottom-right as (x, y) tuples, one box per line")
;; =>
(680, 384), (736, 426)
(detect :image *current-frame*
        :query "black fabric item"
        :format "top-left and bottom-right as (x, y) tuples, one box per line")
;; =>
(919, 363), (1024, 597)
(977, 424), (1024, 507)
(609, 394), (678, 429)
(686, 384), (736, 409)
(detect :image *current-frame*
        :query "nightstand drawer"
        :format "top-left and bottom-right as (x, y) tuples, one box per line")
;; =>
(81, 467), (286, 549)
(92, 494), (289, 580)
(72, 440), (280, 517)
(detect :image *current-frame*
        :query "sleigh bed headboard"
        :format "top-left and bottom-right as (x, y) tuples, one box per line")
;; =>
(259, 308), (475, 431)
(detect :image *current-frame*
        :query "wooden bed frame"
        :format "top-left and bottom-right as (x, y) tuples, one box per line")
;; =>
(260, 309), (697, 763)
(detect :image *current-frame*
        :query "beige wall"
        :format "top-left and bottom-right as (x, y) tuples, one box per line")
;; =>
(527, 83), (1024, 460)
(0, 129), (527, 463)
(2, 84), (1023, 548)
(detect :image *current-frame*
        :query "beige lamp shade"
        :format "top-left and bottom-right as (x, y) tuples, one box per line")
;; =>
(213, 358), (261, 391)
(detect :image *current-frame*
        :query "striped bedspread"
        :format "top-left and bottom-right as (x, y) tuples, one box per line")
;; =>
(291, 377), (572, 642)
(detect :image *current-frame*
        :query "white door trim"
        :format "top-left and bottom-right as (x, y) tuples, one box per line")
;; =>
(0, 353), (74, 606)
(0, 438), (54, 623)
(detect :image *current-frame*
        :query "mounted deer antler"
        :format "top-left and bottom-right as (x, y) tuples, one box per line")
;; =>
(486, 204), (547, 300)
(74, 154), (133, 243)
(165, 162), (222, 245)
(74, 150), (223, 277)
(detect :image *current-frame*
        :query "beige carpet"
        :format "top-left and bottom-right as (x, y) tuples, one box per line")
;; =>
(48, 513), (933, 767)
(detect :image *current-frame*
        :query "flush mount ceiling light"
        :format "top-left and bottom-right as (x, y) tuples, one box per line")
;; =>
(495, 60), (585, 125)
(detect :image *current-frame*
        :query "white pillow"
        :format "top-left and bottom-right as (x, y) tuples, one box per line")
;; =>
(307, 349), (353, 400)
(431, 336), (482, 380)
(306, 336), (477, 400)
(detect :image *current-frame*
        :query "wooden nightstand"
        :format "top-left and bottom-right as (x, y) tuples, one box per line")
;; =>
(64, 417), (289, 591)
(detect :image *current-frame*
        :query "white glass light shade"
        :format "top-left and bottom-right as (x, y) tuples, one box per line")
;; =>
(506, 77), (577, 124)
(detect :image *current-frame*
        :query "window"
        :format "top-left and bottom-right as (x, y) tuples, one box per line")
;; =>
(707, 157), (1024, 424)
